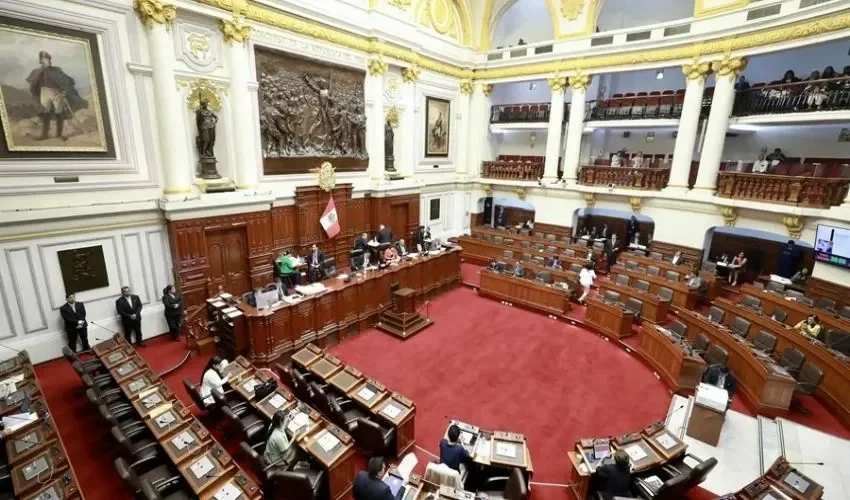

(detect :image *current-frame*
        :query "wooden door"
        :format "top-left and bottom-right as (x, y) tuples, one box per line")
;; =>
(391, 205), (408, 241)
(206, 228), (250, 295)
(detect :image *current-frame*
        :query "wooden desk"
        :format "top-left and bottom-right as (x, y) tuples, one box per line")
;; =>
(726, 456), (823, 500)
(235, 248), (461, 365)
(256, 386), (297, 419)
(178, 443), (236, 496)
(0, 354), (32, 378)
(599, 279), (669, 324)
(446, 421), (533, 483)
(91, 334), (128, 358)
(585, 297), (635, 339)
(740, 283), (850, 334)
(161, 419), (212, 465)
(329, 365), (364, 394)
(5, 420), (58, 465)
(674, 307), (797, 414)
(0, 381), (41, 416)
(100, 345), (134, 370)
(610, 267), (697, 309)
(198, 471), (261, 500)
(471, 226), (591, 256)
(132, 384), (176, 418)
(458, 236), (591, 272)
(20, 472), (82, 500)
(11, 443), (70, 496)
(713, 298), (850, 426)
(620, 253), (720, 299)
(637, 323), (707, 391)
(145, 401), (192, 440)
(478, 269), (571, 316)
(109, 355), (149, 383)
(120, 369), (158, 400)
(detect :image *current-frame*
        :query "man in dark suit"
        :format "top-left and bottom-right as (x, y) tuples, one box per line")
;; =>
(115, 286), (144, 346)
(307, 244), (325, 282)
(604, 234), (621, 273)
(353, 457), (404, 500)
(376, 224), (393, 244)
(395, 239), (408, 256)
(60, 293), (89, 352)
(354, 232), (369, 252)
(593, 450), (632, 500)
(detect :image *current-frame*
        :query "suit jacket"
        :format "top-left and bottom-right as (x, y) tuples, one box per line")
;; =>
(116, 295), (143, 323)
(595, 463), (632, 500)
(353, 472), (404, 500)
(162, 293), (183, 318)
(377, 228), (393, 244)
(395, 242), (408, 255)
(354, 237), (369, 252)
(702, 365), (737, 396)
(60, 302), (87, 332)
(308, 250), (325, 268)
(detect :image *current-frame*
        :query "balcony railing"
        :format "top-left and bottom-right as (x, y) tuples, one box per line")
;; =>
(481, 160), (544, 180)
(590, 92), (684, 121)
(578, 165), (671, 190)
(716, 172), (850, 208)
(733, 76), (850, 116)
(490, 103), (558, 123)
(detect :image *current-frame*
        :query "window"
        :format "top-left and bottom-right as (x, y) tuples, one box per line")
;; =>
(429, 198), (441, 221)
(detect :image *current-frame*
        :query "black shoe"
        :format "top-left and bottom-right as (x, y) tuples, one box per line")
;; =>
(137, 341), (147, 347)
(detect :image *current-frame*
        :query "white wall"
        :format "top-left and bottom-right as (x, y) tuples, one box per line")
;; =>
(722, 124), (850, 162)
(596, 0), (694, 31)
(0, 220), (173, 363)
(491, 0), (554, 48)
(492, 130), (551, 157)
(490, 80), (557, 105)
(608, 67), (685, 95)
(420, 187), (474, 240)
(743, 38), (850, 84)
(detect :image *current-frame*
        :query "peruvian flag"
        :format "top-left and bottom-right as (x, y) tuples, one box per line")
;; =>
(320, 197), (341, 238)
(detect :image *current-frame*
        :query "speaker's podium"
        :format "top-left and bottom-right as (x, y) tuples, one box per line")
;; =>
(686, 383), (727, 446)
(377, 287), (433, 339)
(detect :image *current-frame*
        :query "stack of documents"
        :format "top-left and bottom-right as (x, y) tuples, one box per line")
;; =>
(695, 383), (728, 412)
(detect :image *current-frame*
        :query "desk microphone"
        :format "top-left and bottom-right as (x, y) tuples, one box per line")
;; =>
(786, 461), (825, 466)
(88, 321), (117, 348)
(665, 404), (687, 423)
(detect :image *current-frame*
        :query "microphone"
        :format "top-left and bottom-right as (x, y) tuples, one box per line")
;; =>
(665, 404), (687, 422)
(786, 461), (825, 466)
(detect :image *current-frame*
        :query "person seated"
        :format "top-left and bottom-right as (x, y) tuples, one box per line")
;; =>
(600, 224), (609, 239)
(417, 226), (432, 251)
(384, 246), (399, 263)
(686, 267), (707, 299)
(586, 247), (598, 265)
(589, 226), (598, 239)
(593, 450), (632, 500)
(549, 255), (563, 270)
(702, 364), (737, 405)
(718, 253), (730, 264)
(307, 243), (325, 282)
(670, 250), (683, 265)
(199, 356), (230, 406)
(355, 232), (370, 252)
(521, 219), (533, 231)
(395, 239), (409, 256)
(513, 261), (526, 278)
(264, 410), (302, 469)
(631, 231), (641, 246)
(791, 267), (809, 284)
(353, 456), (405, 500)
(488, 259), (499, 271)
(277, 250), (302, 286)
(631, 151), (644, 168)
(794, 314), (822, 339)
(439, 424), (471, 473)
(376, 224), (393, 244)
(729, 251), (747, 286)
(765, 148), (787, 167)
(752, 152), (770, 173)
(734, 75), (750, 91)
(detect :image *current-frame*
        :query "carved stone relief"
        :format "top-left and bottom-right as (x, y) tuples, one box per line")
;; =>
(174, 22), (221, 73)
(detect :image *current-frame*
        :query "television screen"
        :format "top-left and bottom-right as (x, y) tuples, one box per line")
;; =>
(814, 224), (850, 269)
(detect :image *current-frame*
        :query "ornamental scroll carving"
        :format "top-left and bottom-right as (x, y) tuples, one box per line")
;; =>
(255, 48), (368, 174)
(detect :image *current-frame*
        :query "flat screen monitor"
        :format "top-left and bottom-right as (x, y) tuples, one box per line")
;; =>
(814, 224), (850, 269)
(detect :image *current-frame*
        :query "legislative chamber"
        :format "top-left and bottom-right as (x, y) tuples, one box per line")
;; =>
(3, 0), (850, 499)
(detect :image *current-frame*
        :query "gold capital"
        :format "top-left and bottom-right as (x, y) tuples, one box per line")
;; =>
(570, 73), (592, 91)
(629, 196), (641, 213)
(134, 0), (177, 28)
(516, 187), (527, 200)
(459, 80), (474, 95)
(220, 16), (252, 44)
(548, 76), (568, 93)
(720, 207), (737, 227)
(401, 66), (420, 83)
(711, 55), (748, 80)
(479, 84), (494, 97)
(368, 58), (388, 76)
(681, 58), (712, 83)
(782, 216), (804, 240)
(584, 192), (596, 208)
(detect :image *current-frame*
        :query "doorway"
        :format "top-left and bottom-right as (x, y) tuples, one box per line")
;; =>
(206, 227), (250, 295)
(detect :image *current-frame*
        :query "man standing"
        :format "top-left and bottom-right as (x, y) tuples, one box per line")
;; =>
(116, 286), (144, 346)
(26, 51), (88, 141)
(376, 224), (393, 244)
(60, 293), (89, 352)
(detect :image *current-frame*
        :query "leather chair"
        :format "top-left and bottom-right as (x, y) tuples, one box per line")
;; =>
(660, 454), (718, 492)
(692, 334), (709, 355)
(751, 281), (765, 290)
(766, 281), (785, 293)
(615, 274), (630, 286)
(799, 297), (814, 307)
(268, 467), (325, 500)
(752, 330), (777, 354)
(221, 404), (266, 444)
(545, 233), (556, 241)
(494, 236), (504, 244)
(352, 417), (396, 457)
(824, 329), (850, 355)
(814, 297), (836, 312)
(635, 280), (650, 292)
(791, 361), (825, 415)
(604, 291), (621, 303)
(665, 271), (679, 281)
(564, 249), (576, 257)
(705, 345), (729, 367)
(839, 305), (850, 320)
(667, 320), (687, 340)
(111, 425), (160, 462)
(730, 316), (751, 338)
(503, 250), (513, 259)
(633, 472), (689, 500)
(656, 287), (673, 303)
(114, 457), (182, 498)
(239, 441), (294, 496)
(649, 252), (663, 260)
(291, 369), (314, 402)
(624, 298), (643, 319)
(532, 256), (545, 266)
(183, 379), (212, 413)
(75, 364), (115, 392)
(701, 261), (717, 273)
(740, 295), (761, 311)
(98, 403), (146, 434)
(478, 467), (528, 500)
(569, 263), (583, 273)
(771, 308), (788, 323)
(211, 386), (249, 413)
(707, 306), (724, 323)
(140, 478), (193, 500)
(778, 347), (805, 376)
(308, 382), (337, 416)
(521, 253), (532, 263)
(646, 266), (660, 276)
(322, 258), (337, 279)
(62, 346), (103, 372)
(785, 289), (805, 300)
(328, 397), (367, 433)
(626, 261), (640, 271)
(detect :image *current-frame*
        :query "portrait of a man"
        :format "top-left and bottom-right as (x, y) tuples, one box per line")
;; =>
(0, 16), (113, 156)
(425, 96), (450, 157)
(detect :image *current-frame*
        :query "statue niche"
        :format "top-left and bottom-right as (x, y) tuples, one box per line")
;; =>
(255, 48), (368, 175)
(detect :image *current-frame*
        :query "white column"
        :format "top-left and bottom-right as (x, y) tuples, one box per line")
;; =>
(694, 56), (747, 192)
(137, 6), (193, 194)
(455, 81), (473, 178)
(467, 84), (493, 178)
(222, 19), (258, 190)
(666, 61), (710, 190)
(366, 59), (387, 181)
(543, 77), (567, 180)
(398, 70), (417, 177)
(562, 74), (591, 183)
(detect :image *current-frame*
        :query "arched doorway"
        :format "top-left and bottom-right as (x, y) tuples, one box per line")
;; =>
(703, 226), (813, 282)
(573, 208), (655, 246)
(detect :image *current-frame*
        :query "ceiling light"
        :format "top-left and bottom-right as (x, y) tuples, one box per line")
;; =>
(656, 69), (664, 80)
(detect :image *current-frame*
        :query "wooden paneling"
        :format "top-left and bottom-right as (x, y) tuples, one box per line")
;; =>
(478, 270), (571, 316)
(707, 232), (813, 278)
(533, 222), (572, 240)
(368, 194), (420, 243)
(498, 206), (535, 228)
(575, 215), (655, 246)
(649, 241), (703, 270)
(637, 323), (707, 392)
(807, 277), (850, 310)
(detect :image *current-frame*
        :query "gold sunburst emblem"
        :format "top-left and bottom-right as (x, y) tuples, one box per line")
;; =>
(317, 162), (336, 192)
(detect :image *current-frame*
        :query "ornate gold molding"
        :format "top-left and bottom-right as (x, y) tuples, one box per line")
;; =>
(134, 0), (177, 28)
(560, 0), (584, 20)
(584, 192), (596, 208)
(695, 0), (749, 18)
(629, 197), (641, 213)
(720, 207), (737, 227)
(483, 184), (493, 196)
(516, 187), (527, 200)
(177, 78), (228, 111)
(368, 58), (389, 76)
(220, 16), (252, 44)
(682, 58), (712, 83)
(459, 80), (474, 95)
(570, 73), (592, 91)
(711, 54), (748, 79)
(548, 76), (568, 93)
(389, 0), (412, 9)
(782, 216), (804, 240)
(385, 106), (400, 129)
(480, 84), (494, 97)
(401, 66), (420, 83)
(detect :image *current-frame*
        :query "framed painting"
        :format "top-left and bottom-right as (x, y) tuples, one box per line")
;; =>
(0, 15), (114, 158)
(424, 96), (450, 158)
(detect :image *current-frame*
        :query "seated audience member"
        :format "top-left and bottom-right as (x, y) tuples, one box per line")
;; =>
(589, 226), (598, 239)
(776, 70), (800, 84)
(734, 75), (750, 91)
(702, 364), (737, 405)
(521, 219), (533, 231)
(719, 253), (731, 264)
(439, 424), (471, 472)
(686, 267), (707, 299)
(670, 250), (683, 265)
(765, 148), (787, 167)
(752, 153), (770, 173)
(794, 314), (822, 339)
(488, 259), (499, 271)
(578, 262), (596, 305)
(549, 255), (563, 270)
(586, 247), (598, 265)
(631, 151), (644, 168)
(600, 224), (609, 239)
(513, 261), (526, 278)
(264, 410), (301, 468)
(804, 70), (825, 107)
(729, 251), (747, 286)
(593, 450), (632, 500)
(377, 224), (393, 244)
(395, 239), (409, 256)
(307, 243), (325, 282)
(791, 267), (809, 284)
(417, 226), (432, 250)
(770, 309), (787, 323)
(199, 356), (229, 406)
(384, 246), (399, 262)
(277, 251), (302, 286)
(354, 457), (405, 500)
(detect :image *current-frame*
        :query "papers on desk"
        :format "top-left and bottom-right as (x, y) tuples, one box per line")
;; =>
(784, 471), (811, 493)
(2, 412), (36, 433)
(128, 379), (147, 393)
(287, 411), (310, 434)
(214, 482), (242, 500)
(14, 432), (38, 453)
(295, 283), (327, 296)
(624, 444), (648, 462)
(495, 442), (517, 458)
(268, 394), (286, 409)
(475, 436), (491, 457)
(396, 453), (418, 482)
(0, 381), (16, 399)
(316, 430), (340, 452)
(190, 456), (214, 479)
(241, 378), (258, 393)
(0, 373), (25, 386)
(222, 306), (237, 314)
(171, 431), (195, 450)
(655, 433), (678, 450)
(106, 352), (123, 364)
(381, 403), (402, 419)
(155, 411), (176, 428)
(22, 457), (49, 481)
(695, 382), (728, 412)
(116, 363), (135, 376)
(35, 486), (60, 500)
(769, 274), (792, 286)
(208, 300), (226, 308)
(643, 475), (664, 493)
(357, 386), (376, 401)
(218, 293), (232, 300)
(142, 393), (163, 409)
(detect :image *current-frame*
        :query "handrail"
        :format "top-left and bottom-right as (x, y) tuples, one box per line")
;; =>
(716, 172), (850, 208)
(578, 165), (671, 190)
(481, 160), (544, 181)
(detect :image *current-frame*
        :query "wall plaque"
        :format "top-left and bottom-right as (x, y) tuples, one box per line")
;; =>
(58, 245), (108, 294)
